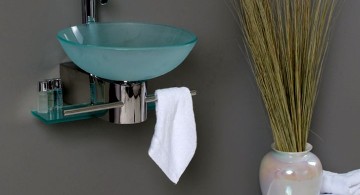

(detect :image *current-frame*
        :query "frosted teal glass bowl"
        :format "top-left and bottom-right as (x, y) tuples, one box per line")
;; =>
(57, 22), (197, 81)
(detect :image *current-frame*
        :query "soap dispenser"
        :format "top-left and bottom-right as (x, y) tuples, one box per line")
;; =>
(37, 81), (49, 113)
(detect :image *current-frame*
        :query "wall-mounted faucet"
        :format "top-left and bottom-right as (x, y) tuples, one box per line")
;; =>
(81, 0), (109, 24)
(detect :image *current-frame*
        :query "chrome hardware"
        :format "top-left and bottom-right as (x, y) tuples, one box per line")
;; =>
(59, 63), (197, 124)
(100, 0), (108, 5)
(63, 101), (124, 116)
(63, 87), (197, 121)
(145, 90), (197, 103)
(61, 78), (147, 124)
(82, 0), (109, 24)
(100, 81), (147, 124)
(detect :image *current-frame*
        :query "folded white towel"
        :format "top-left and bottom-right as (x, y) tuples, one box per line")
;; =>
(321, 170), (360, 195)
(148, 87), (197, 184)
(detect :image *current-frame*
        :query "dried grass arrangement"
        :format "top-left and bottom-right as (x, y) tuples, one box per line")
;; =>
(233, 0), (340, 152)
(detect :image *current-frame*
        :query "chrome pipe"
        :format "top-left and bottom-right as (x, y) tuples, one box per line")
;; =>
(102, 81), (147, 124)
(145, 90), (197, 103)
(81, 0), (109, 24)
(63, 89), (197, 116)
(63, 101), (123, 116)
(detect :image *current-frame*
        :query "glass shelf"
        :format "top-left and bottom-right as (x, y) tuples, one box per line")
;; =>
(31, 104), (107, 124)
(32, 102), (156, 124)
(147, 102), (155, 111)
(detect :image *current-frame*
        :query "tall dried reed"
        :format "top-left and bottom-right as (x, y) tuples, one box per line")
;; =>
(233, 0), (339, 152)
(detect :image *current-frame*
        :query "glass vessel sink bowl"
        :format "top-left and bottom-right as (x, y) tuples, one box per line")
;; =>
(57, 22), (197, 81)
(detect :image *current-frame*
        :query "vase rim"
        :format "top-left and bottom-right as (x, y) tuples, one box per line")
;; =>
(271, 143), (313, 154)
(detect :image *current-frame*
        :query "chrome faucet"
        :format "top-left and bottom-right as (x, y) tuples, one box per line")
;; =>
(81, 0), (109, 24)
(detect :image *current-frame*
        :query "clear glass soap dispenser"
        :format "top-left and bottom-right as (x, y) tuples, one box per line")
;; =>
(47, 79), (55, 111)
(38, 81), (49, 113)
(53, 78), (63, 109)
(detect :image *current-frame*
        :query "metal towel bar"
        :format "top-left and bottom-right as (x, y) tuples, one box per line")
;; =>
(63, 90), (197, 116)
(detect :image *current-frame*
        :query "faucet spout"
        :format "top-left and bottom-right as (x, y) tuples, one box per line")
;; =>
(81, 0), (109, 24)
(100, 0), (108, 5)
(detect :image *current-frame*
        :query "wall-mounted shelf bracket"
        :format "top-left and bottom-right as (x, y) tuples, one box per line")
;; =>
(32, 62), (196, 124)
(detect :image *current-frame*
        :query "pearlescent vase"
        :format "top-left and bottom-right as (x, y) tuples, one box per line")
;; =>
(259, 143), (322, 195)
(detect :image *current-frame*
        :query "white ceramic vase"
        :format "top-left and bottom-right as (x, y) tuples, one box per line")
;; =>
(259, 143), (322, 195)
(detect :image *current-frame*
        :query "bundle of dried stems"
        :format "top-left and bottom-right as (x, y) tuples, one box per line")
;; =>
(233, 0), (339, 152)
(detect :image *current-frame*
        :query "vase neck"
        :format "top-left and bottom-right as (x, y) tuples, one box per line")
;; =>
(271, 143), (313, 156)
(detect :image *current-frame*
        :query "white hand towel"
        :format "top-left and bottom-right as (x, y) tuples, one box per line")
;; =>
(321, 170), (360, 195)
(148, 87), (197, 184)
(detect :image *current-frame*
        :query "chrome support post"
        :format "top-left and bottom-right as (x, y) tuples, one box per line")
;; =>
(81, 0), (109, 24)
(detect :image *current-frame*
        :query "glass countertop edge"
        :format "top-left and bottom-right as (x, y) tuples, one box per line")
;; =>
(31, 103), (156, 124)
(31, 110), (106, 124)
(31, 104), (107, 124)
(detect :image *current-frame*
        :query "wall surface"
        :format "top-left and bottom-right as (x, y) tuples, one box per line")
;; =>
(0, 0), (359, 194)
